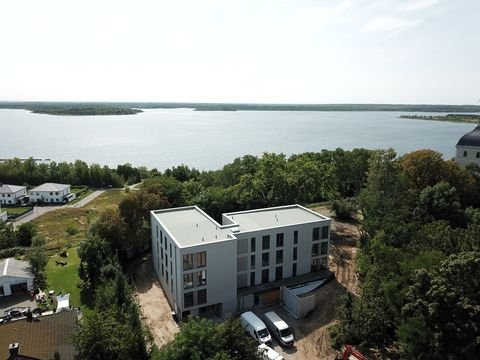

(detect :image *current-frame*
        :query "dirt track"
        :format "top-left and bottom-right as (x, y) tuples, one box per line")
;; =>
(130, 254), (179, 348)
(292, 206), (360, 359)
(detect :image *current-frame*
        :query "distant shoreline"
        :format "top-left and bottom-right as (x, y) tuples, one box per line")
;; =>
(1, 102), (480, 116)
(400, 114), (480, 124)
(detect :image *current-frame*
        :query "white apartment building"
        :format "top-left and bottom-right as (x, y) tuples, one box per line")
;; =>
(151, 204), (331, 320)
(0, 184), (27, 205)
(29, 183), (74, 204)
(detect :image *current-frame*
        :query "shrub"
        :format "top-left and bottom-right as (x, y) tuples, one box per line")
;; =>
(329, 198), (358, 220)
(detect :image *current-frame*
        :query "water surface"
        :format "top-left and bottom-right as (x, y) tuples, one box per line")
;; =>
(0, 109), (474, 170)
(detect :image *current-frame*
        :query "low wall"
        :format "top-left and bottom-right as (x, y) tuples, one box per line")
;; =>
(282, 285), (316, 319)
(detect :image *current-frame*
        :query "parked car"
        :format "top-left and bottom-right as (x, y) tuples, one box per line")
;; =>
(4, 307), (30, 318)
(240, 311), (272, 345)
(258, 344), (285, 360)
(263, 311), (295, 347)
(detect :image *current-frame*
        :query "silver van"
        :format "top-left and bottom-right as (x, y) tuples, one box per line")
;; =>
(263, 311), (294, 347)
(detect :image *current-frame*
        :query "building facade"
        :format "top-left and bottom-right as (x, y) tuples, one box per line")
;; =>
(0, 184), (27, 205)
(29, 183), (74, 204)
(151, 204), (331, 320)
(456, 125), (480, 167)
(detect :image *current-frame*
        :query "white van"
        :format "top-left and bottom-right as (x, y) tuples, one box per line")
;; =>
(263, 311), (295, 347)
(258, 344), (285, 360)
(240, 311), (272, 345)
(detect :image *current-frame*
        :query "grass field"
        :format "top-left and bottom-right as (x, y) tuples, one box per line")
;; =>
(45, 247), (83, 308)
(32, 190), (127, 253)
(68, 186), (94, 205)
(5, 206), (32, 216)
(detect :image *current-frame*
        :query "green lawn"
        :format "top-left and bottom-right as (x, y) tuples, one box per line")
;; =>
(69, 186), (94, 205)
(5, 206), (32, 216)
(45, 247), (83, 308)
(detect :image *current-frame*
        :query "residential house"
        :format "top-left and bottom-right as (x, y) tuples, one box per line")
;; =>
(28, 183), (75, 204)
(0, 184), (27, 205)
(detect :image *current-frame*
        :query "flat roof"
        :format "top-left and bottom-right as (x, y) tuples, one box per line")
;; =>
(152, 206), (234, 248)
(224, 204), (329, 232)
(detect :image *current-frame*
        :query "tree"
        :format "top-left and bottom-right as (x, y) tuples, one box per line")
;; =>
(16, 222), (37, 247)
(94, 208), (128, 252)
(155, 316), (260, 360)
(73, 310), (147, 360)
(399, 252), (480, 359)
(27, 247), (48, 289)
(78, 235), (112, 291)
(416, 182), (463, 226)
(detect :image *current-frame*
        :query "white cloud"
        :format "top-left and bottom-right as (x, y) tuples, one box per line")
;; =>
(402, 0), (440, 12)
(361, 16), (420, 33)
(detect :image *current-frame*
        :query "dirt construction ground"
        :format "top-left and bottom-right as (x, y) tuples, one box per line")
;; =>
(132, 206), (360, 359)
(130, 254), (179, 348)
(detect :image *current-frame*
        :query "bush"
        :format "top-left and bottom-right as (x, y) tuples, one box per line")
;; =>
(329, 198), (357, 220)
(66, 226), (79, 236)
(0, 247), (28, 259)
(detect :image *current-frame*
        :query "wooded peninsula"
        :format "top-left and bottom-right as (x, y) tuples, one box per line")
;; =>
(400, 113), (480, 123)
(1, 101), (480, 115)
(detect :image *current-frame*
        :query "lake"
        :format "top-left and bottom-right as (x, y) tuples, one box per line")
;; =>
(0, 108), (476, 170)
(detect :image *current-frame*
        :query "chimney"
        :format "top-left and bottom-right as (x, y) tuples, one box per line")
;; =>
(9, 343), (19, 359)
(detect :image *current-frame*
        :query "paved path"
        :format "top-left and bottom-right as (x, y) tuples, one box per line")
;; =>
(13, 190), (105, 227)
(64, 190), (105, 208)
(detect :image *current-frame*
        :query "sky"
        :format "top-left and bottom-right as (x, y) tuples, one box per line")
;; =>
(1, 0), (479, 104)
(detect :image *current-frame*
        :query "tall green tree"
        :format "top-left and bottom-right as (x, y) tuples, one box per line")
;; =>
(399, 251), (480, 359)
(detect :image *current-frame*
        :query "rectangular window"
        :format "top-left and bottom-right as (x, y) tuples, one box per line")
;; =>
(262, 235), (270, 250)
(312, 243), (320, 257)
(321, 241), (328, 255)
(184, 292), (194, 308)
(197, 270), (207, 286)
(322, 226), (329, 239)
(197, 289), (207, 305)
(197, 252), (207, 268)
(251, 255), (256, 269)
(276, 250), (283, 264)
(170, 244), (172, 257)
(183, 254), (193, 270)
(313, 227), (320, 241)
(157, 241), (159, 255)
(275, 266), (283, 281)
(292, 263), (297, 277)
(293, 247), (297, 261)
(170, 262), (172, 274)
(161, 264), (164, 276)
(160, 231), (163, 244)
(184, 273), (194, 289)
(161, 247), (164, 259)
(261, 269), (269, 284)
(311, 258), (326, 272)
(262, 252), (269, 267)
(276, 233), (284, 247)
(171, 279), (173, 291)
(165, 271), (169, 283)
(250, 271), (255, 286)
(251, 237), (256, 252)
(294, 230), (298, 245)
(164, 237), (167, 250)
(165, 253), (168, 263)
